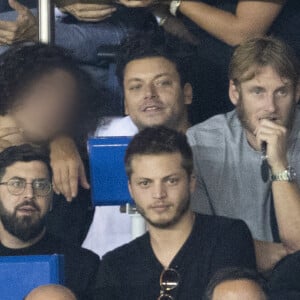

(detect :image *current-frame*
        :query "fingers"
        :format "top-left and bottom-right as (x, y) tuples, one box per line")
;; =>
(0, 139), (12, 152)
(52, 163), (73, 202)
(69, 163), (79, 199)
(117, 0), (154, 8)
(69, 4), (116, 11)
(78, 161), (90, 190)
(8, 0), (27, 13)
(0, 6), (37, 45)
(0, 127), (22, 138)
(64, 4), (117, 21)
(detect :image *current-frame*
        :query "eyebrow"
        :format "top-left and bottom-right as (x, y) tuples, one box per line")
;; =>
(126, 73), (173, 83)
(135, 173), (181, 181)
(8, 176), (49, 181)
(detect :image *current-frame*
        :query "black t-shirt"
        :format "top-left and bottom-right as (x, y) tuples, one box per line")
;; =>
(94, 213), (256, 300)
(0, 232), (100, 300)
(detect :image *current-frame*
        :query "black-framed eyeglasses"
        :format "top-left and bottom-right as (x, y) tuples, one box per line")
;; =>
(157, 268), (180, 300)
(0, 177), (52, 197)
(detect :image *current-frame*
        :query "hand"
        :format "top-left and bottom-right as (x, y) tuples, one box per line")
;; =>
(58, 3), (117, 22)
(254, 240), (287, 272)
(254, 119), (288, 173)
(50, 136), (90, 202)
(0, 127), (23, 152)
(0, 0), (37, 45)
(117, 0), (156, 8)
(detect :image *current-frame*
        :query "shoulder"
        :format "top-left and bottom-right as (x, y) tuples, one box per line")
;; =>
(196, 213), (251, 236)
(187, 110), (239, 145)
(95, 116), (138, 137)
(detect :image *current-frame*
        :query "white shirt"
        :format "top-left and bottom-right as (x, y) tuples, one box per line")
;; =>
(82, 116), (138, 257)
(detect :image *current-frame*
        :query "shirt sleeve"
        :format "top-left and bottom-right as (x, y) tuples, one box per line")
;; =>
(191, 173), (214, 215)
(210, 219), (257, 277)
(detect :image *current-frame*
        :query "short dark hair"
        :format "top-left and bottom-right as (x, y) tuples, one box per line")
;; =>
(0, 43), (105, 146)
(116, 31), (194, 87)
(0, 144), (52, 181)
(203, 267), (269, 300)
(125, 126), (193, 179)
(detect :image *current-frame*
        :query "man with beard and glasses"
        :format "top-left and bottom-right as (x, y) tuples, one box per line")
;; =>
(0, 144), (100, 300)
(93, 126), (256, 300)
(83, 32), (194, 257)
(187, 36), (300, 273)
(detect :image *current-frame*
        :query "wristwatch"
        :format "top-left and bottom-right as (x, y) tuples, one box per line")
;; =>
(271, 166), (297, 182)
(170, 0), (182, 16)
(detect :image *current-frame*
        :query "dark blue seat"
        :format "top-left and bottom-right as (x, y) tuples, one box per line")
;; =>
(0, 255), (64, 300)
(89, 136), (134, 206)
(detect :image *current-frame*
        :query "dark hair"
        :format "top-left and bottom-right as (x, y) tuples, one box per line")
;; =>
(116, 31), (194, 87)
(0, 43), (105, 147)
(125, 126), (193, 179)
(0, 144), (52, 181)
(203, 267), (269, 300)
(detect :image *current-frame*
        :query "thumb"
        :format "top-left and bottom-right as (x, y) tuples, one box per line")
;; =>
(8, 0), (27, 13)
(79, 162), (90, 190)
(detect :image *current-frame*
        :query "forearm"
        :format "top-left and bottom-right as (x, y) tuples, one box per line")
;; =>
(272, 181), (300, 252)
(178, 1), (283, 46)
(254, 239), (287, 272)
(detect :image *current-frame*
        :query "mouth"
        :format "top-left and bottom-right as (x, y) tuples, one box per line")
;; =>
(17, 205), (38, 214)
(142, 105), (164, 113)
(259, 116), (279, 122)
(150, 204), (171, 213)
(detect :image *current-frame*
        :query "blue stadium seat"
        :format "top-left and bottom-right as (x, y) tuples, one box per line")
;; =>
(0, 255), (64, 300)
(89, 136), (134, 206)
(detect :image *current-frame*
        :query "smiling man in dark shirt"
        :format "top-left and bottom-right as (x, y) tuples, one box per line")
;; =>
(0, 144), (99, 300)
(94, 126), (256, 300)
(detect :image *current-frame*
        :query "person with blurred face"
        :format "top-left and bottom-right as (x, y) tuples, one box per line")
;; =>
(83, 33), (193, 257)
(93, 126), (256, 300)
(0, 145), (100, 300)
(187, 36), (300, 272)
(203, 268), (268, 300)
(25, 284), (77, 300)
(0, 43), (103, 245)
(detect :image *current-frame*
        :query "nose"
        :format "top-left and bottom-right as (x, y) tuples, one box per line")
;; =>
(265, 94), (276, 113)
(144, 83), (157, 100)
(23, 183), (34, 199)
(152, 182), (167, 200)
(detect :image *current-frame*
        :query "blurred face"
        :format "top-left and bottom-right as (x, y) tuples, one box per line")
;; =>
(229, 66), (299, 139)
(123, 57), (192, 131)
(128, 153), (195, 229)
(0, 161), (52, 242)
(11, 69), (78, 142)
(212, 279), (267, 300)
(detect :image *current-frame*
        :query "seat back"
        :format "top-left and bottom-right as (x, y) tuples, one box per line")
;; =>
(89, 136), (133, 206)
(0, 254), (64, 300)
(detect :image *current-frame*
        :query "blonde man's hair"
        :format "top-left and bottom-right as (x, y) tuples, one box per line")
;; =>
(228, 36), (300, 87)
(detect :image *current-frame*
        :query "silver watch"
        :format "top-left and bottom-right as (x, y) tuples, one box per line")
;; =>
(271, 166), (297, 182)
(169, 0), (181, 16)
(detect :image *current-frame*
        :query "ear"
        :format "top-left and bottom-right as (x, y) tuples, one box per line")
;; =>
(189, 173), (196, 194)
(127, 180), (133, 198)
(295, 81), (300, 104)
(229, 80), (240, 106)
(183, 83), (193, 105)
